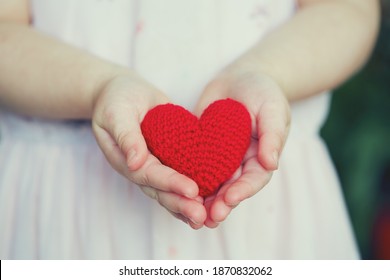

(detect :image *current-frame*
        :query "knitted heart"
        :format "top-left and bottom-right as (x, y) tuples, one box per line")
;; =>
(141, 98), (251, 197)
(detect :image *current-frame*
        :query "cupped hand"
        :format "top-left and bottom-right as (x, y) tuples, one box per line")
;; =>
(92, 73), (207, 229)
(195, 70), (291, 228)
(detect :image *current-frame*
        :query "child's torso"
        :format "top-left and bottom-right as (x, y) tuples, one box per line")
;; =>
(31, 0), (296, 109)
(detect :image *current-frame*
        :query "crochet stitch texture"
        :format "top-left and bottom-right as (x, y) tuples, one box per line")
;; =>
(141, 98), (251, 197)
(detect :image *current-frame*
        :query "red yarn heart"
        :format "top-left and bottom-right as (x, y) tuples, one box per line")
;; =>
(141, 98), (251, 197)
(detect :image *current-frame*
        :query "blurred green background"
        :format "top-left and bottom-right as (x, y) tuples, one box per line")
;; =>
(320, 0), (390, 259)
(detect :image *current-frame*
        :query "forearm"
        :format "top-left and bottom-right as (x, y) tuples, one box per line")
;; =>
(228, 0), (380, 101)
(0, 22), (130, 119)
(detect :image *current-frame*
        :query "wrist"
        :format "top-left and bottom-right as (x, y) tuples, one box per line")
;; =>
(88, 65), (135, 119)
(217, 46), (297, 102)
(214, 59), (284, 97)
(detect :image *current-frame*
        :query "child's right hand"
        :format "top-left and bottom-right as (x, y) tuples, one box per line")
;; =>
(91, 73), (206, 229)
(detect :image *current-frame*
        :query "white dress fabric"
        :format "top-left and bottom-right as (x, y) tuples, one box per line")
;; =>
(0, 0), (359, 259)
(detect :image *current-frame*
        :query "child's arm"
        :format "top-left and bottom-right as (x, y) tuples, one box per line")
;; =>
(197, 0), (380, 227)
(0, 4), (113, 119)
(0, 0), (206, 228)
(225, 0), (380, 102)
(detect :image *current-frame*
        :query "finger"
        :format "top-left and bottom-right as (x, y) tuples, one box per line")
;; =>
(205, 145), (264, 224)
(257, 98), (290, 170)
(107, 109), (149, 171)
(169, 211), (204, 230)
(141, 186), (206, 227)
(203, 166), (243, 226)
(142, 187), (204, 229)
(134, 156), (199, 198)
(92, 123), (130, 175)
(205, 159), (266, 225)
(203, 195), (222, 228)
(94, 122), (199, 198)
(224, 157), (273, 206)
(223, 166), (243, 185)
(204, 215), (220, 228)
(209, 197), (234, 225)
(204, 219), (219, 228)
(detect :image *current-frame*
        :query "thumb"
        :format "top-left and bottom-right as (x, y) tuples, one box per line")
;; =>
(110, 110), (149, 171)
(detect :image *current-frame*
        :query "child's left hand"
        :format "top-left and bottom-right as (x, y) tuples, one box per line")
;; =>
(195, 68), (291, 228)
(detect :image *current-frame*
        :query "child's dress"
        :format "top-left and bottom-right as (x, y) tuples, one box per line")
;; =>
(0, 0), (359, 259)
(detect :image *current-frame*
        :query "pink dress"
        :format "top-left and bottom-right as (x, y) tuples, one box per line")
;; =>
(0, 0), (359, 259)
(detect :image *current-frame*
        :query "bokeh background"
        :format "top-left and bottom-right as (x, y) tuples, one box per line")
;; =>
(321, 0), (390, 259)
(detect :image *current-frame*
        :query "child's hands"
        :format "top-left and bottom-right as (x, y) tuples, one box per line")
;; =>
(196, 70), (291, 228)
(92, 73), (206, 229)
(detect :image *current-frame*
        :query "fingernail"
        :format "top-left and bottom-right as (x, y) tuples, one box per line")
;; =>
(183, 184), (199, 199)
(183, 192), (196, 199)
(272, 151), (279, 168)
(127, 149), (137, 166)
(194, 196), (204, 204)
(188, 217), (200, 225)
